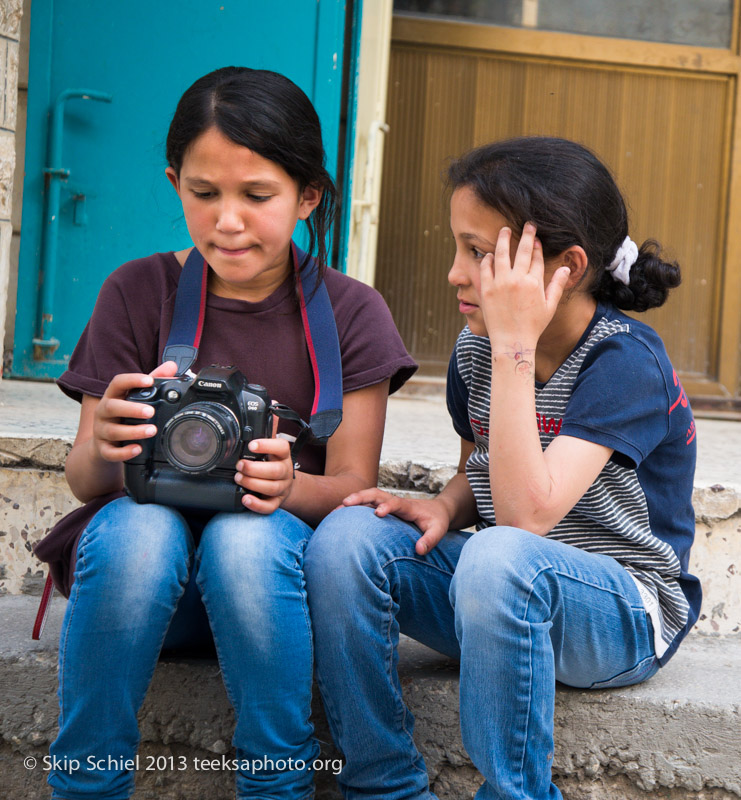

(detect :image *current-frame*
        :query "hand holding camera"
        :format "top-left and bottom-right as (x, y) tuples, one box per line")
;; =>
(233, 430), (296, 514)
(121, 365), (287, 513)
(90, 361), (181, 465)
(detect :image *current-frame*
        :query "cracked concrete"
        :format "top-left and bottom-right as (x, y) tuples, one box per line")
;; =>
(1, 379), (740, 798)
(1, 596), (740, 799)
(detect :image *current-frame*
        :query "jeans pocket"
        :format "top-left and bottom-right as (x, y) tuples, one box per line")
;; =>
(589, 654), (660, 689)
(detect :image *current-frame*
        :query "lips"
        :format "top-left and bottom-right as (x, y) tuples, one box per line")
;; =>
(458, 297), (479, 313)
(214, 244), (255, 256)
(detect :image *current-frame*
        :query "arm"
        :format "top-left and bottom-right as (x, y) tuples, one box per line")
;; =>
(65, 362), (180, 502)
(482, 225), (612, 535)
(343, 437), (479, 554)
(235, 380), (391, 527)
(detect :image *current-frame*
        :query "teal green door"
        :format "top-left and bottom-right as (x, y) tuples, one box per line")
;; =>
(11, 0), (348, 379)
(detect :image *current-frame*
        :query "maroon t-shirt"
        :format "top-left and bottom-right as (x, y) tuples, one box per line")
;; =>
(58, 251), (417, 475)
(38, 252), (416, 597)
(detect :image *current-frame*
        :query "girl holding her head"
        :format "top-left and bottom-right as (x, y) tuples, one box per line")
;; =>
(305, 137), (701, 800)
(40, 67), (416, 799)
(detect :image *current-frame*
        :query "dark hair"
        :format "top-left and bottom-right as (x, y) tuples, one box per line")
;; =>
(447, 137), (680, 312)
(166, 66), (338, 278)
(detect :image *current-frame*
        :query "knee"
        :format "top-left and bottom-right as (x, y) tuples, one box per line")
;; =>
(77, 497), (191, 584)
(304, 505), (407, 588)
(72, 498), (192, 617)
(451, 526), (546, 615)
(197, 509), (312, 589)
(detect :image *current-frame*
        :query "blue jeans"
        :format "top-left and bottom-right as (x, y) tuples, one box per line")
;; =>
(49, 496), (318, 800)
(304, 506), (658, 800)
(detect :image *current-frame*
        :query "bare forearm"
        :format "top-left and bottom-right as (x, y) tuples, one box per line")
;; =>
(436, 470), (479, 530)
(488, 345), (554, 532)
(65, 439), (124, 502)
(280, 469), (377, 527)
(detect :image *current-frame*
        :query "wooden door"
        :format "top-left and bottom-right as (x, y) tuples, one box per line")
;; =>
(375, 6), (741, 408)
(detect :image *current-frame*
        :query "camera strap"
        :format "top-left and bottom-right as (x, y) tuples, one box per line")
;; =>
(162, 246), (208, 376)
(33, 247), (342, 639)
(162, 243), (343, 448)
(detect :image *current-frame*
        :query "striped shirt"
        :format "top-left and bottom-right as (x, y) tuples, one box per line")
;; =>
(446, 303), (701, 665)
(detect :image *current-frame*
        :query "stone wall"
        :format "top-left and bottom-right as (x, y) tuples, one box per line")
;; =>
(0, 0), (22, 375)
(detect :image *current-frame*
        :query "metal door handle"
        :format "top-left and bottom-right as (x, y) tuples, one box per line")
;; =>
(34, 89), (113, 359)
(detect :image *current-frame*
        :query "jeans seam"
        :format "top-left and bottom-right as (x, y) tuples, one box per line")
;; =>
(630, 654), (658, 681)
(193, 548), (242, 713)
(147, 549), (194, 673)
(379, 570), (429, 783)
(550, 566), (643, 607)
(590, 652), (658, 689)
(296, 534), (314, 680)
(381, 555), (456, 580)
(58, 535), (89, 730)
(313, 669), (345, 762)
(516, 580), (538, 797)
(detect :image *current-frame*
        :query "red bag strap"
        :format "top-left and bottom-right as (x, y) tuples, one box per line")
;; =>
(32, 573), (55, 640)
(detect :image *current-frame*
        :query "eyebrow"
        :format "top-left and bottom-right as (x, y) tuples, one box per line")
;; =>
(459, 232), (498, 249)
(183, 177), (282, 190)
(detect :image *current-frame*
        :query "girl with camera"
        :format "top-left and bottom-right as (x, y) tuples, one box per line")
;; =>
(304, 137), (701, 800)
(39, 67), (416, 800)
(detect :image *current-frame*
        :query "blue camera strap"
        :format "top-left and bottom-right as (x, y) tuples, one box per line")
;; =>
(34, 245), (342, 638)
(163, 247), (208, 375)
(162, 243), (343, 446)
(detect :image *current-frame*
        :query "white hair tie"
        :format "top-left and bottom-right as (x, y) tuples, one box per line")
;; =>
(607, 236), (638, 286)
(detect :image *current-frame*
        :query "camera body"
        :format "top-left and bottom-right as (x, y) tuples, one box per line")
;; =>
(123, 366), (272, 513)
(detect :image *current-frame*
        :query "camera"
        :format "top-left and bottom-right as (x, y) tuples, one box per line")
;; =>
(123, 366), (272, 513)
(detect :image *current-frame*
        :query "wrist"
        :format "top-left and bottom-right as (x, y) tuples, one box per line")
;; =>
(278, 466), (304, 513)
(488, 338), (537, 377)
(432, 493), (456, 526)
(282, 465), (297, 501)
(87, 436), (110, 466)
(488, 336), (538, 354)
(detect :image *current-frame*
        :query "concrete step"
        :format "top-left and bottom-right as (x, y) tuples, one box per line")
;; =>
(2, 381), (740, 799)
(2, 595), (740, 800)
(2, 382), (740, 636)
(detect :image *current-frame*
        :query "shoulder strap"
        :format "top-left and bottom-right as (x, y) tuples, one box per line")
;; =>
(292, 243), (343, 443)
(163, 248), (208, 375)
(163, 245), (342, 444)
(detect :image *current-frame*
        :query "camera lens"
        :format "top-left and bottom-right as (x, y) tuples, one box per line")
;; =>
(162, 402), (241, 473)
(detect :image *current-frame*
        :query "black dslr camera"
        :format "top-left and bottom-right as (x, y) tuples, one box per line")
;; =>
(123, 366), (272, 513)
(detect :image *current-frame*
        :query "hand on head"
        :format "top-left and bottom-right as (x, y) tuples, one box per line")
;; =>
(479, 222), (571, 349)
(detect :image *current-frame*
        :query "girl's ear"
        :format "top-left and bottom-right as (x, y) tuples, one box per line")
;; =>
(559, 245), (589, 289)
(298, 184), (323, 220)
(165, 166), (181, 194)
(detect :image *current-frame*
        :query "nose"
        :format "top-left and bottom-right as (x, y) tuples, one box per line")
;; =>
(448, 251), (469, 287)
(215, 198), (245, 233)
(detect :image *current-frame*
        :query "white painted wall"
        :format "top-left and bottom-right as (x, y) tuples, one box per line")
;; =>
(344, 0), (393, 286)
(0, 0), (23, 377)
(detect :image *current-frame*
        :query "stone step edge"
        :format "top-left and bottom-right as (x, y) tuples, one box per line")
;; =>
(378, 460), (741, 524)
(1, 433), (740, 524)
(2, 594), (740, 799)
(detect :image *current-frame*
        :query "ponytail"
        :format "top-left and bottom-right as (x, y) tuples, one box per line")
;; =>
(593, 239), (681, 312)
(448, 137), (682, 312)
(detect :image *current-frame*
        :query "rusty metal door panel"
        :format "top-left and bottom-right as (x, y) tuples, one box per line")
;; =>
(375, 25), (736, 401)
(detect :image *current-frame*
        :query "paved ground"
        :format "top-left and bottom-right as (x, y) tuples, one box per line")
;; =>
(1, 377), (740, 488)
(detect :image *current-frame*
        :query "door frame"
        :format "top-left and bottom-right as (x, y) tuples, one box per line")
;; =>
(388, 10), (741, 404)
